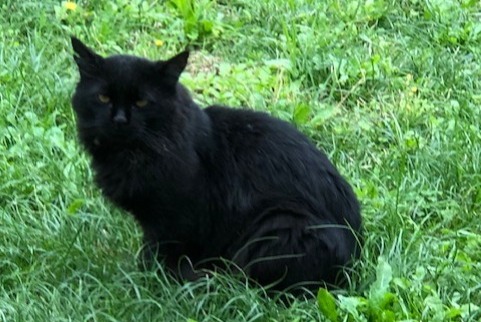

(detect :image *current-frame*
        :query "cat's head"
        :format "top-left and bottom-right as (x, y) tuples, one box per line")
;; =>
(71, 36), (192, 152)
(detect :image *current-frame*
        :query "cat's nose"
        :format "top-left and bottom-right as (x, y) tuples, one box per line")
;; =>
(112, 110), (128, 125)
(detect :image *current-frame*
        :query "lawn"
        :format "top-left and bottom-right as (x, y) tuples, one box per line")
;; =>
(1, 0), (480, 321)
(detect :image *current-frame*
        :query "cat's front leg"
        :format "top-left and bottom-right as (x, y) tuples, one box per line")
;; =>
(139, 236), (205, 282)
(138, 237), (161, 271)
(165, 255), (206, 282)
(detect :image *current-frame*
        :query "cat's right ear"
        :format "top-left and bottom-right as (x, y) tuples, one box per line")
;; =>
(71, 36), (103, 77)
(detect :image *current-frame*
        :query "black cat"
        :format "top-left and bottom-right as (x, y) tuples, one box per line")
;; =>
(70, 37), (362, 293)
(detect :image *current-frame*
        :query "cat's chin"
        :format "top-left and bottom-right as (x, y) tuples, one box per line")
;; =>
(90, 138), (126, 148)
(87, 136), (151, 154)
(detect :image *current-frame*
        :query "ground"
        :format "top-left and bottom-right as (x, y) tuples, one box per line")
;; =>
(1, 0), (480, 321)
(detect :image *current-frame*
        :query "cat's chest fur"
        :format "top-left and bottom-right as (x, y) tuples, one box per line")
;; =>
(90, 141), (209, 237)
(93, 149), (155, 199)
(92, 148), (187, 209)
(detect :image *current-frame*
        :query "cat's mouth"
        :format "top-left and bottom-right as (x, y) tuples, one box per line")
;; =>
(87, 127), (132, 147)
(81, 118), (161, 152)
(90, 126), (153, 151)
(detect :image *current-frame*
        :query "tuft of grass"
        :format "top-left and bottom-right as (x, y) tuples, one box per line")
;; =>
(1, 0), (480, 321)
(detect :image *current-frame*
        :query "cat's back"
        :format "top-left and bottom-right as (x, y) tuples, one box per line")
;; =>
(203, 105), (359, 226)
(204, 105), (333, 171)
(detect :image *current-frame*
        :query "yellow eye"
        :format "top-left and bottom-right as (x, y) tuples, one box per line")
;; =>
(135, 99), (148, 108)
(98, 94), (110, 104)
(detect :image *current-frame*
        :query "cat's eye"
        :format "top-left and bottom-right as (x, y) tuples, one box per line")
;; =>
(135, 99), (148, 108)
(98, 94), (111, 104)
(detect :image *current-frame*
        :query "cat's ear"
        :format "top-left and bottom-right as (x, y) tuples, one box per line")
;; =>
(71, 36), (104, 77)
(157, 50), (190, 86)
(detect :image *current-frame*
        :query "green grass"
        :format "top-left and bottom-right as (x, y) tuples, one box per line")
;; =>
(1, 0), (481, 321)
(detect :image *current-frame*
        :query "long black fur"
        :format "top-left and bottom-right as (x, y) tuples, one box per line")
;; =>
(70, 37), (362, 293)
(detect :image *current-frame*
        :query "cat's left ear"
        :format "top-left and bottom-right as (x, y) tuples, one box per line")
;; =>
(157, 50), (190, 86)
